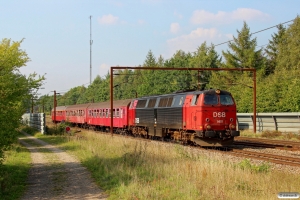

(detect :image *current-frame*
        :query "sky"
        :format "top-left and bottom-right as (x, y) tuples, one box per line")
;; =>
(0, 0), (299, 96)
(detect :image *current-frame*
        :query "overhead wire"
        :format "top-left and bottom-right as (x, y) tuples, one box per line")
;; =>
(214, 19), (295, 48)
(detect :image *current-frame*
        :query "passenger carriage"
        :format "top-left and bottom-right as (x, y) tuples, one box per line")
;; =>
(51, 106), (66, 123)
(86, 99), (131, 131)
(65, 104), (90, 126)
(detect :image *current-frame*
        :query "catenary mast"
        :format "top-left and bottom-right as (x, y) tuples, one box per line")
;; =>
(89, 15), (93, 84)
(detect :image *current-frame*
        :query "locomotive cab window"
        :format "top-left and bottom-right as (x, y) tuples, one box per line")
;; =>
(220, 95), (234, 105)
(204, 94), (218, 105)
(191, 94), (200, 105)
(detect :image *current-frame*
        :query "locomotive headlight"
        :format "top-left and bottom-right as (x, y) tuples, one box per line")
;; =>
(205, 124), (211, 130)
(230, 124), (235, 129)
(215, 89), (221, 94)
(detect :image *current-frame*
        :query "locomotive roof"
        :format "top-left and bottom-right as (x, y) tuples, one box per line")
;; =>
(88, 99), (131, 109)
(134, 89), (231, 100)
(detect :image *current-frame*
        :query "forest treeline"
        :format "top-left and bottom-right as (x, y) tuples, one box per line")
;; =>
(40, 17), (300, 113)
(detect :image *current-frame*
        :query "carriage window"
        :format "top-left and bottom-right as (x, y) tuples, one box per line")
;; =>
(220, 95), (234, 105)
(120, 108), (123, 118)
(191, 95), (200, 105)
(204, 94), (218, 105)
(116, 109), (119, 118)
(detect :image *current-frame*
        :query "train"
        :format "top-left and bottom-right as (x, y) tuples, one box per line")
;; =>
(52, 89), (240, 146)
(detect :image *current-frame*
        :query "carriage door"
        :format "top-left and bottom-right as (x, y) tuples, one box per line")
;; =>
(154, 108), (157, 135)
(191, 94), (200, 129)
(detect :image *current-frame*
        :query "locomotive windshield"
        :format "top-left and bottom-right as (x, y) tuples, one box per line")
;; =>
(220, 94), (234, 105)
(204, 94), (218, 105)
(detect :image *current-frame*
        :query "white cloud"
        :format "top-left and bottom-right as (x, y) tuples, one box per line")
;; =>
(98, 14), (119, 24)
(138, 19), (145, 25)
(190, 8), (270, 25)
(231, 8), (269, 21)
(166, 28), (229, 56)
(170, 23), (180, 34)
(110, 1), (123, 7)
(174, 11), (183, 19)
(99, 63), (109, 75)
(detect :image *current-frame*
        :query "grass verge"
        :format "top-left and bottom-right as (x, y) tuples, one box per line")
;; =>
(35, 126), (300, 200)
(0, 142), (31, 200)
(240, 129), (300, 141)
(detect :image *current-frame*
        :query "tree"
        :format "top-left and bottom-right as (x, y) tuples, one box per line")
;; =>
(270, 17), (300, 112)
(189, 42), (221, 90)
(277, 17), (300, 71)
(222, 21), (264, 70)
(264, 24), (286, 75)
(138, 50), (158, 96)
(0, 38), (44, 164)
(164, 50), (193, 91)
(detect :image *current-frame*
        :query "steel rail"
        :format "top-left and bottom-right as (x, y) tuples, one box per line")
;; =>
(235, 137), (300, 150)
(227, 149), (300, 167)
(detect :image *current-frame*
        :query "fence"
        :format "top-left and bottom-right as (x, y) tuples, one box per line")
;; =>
(22, 113), (45, 134)
(237, 113), (300, 133)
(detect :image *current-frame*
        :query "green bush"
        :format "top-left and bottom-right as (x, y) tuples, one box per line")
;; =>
(237, 159), (270, 173)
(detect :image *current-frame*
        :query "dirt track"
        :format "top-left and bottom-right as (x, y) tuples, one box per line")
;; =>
(19, 132), (107, 200)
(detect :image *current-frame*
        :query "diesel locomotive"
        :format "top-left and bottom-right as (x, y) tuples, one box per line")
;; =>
(52, 89), (240, 146)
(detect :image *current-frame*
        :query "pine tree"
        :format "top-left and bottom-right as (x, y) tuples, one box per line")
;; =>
(190, 42), (221, 90)
(222, 22), (264, 70)
(264, 24), (286, 75)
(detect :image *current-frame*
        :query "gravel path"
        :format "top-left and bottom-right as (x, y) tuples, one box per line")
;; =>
(19, 132), (108, 200)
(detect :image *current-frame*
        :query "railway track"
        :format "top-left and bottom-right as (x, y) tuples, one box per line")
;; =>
(226, 149), (300, 167)
(57, 126), (300, 167)
(234, 136), (300, 151)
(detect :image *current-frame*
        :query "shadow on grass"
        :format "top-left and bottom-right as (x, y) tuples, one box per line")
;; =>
(80, 153), (154, 194)
(0, 145), (31, 200)
(0, 164), (30, 200)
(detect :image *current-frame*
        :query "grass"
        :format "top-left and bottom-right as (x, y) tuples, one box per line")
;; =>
(34, 126), (300, 200)
(240, 129), (300, 141)
(0, 142), (31, 200)
(4, 124), (298, 199)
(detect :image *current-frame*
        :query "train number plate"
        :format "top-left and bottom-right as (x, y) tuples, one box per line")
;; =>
(213, 112), (226, 118)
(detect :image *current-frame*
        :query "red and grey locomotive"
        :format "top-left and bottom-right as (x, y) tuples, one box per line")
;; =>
(52, 89), (239, 146)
